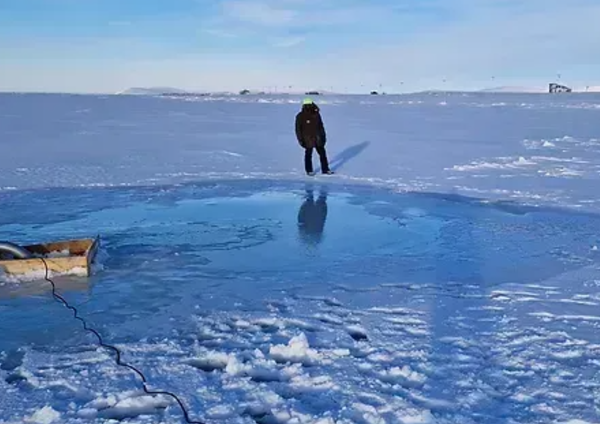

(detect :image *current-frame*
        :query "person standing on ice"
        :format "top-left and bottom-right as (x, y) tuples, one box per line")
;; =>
(295, 98), (333, 176)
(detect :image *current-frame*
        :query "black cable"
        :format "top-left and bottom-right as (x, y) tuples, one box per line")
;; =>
(40, 258), (205, 424)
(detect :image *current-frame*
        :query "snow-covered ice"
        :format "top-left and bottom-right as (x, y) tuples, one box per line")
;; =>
(2, 92), (600, 423)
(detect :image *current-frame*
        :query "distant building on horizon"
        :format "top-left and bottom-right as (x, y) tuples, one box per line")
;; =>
(549, 83), (572, 93)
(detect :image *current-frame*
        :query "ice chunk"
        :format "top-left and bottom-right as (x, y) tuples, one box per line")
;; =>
(97, 394), (171, 420)
(397, 410), (435, 424)
(187, 350), (231, 372)
(225, 354), (301, 382)
(377, 366), (427, 387)
(24, 406), (61, 424)
(269, 333), (321, 365)
(80, 391), (171, 420)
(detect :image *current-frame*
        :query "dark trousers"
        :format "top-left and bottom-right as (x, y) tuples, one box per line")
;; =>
(305, 145), (330, 174)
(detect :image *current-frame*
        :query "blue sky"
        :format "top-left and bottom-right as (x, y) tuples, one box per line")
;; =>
(1, 0), (600, 93)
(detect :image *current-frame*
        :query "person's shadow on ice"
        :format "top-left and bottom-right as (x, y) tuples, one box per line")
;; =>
(297, 189), (328, 247)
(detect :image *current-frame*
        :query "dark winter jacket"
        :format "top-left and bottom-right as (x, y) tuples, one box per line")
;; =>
(295, 104), (327, 149)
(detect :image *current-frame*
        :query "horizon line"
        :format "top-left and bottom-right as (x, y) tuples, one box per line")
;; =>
(1, 89), (598, 96)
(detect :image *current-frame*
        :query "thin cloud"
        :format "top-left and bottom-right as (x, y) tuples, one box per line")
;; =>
(218, 0), (397, 29)
(203, 28), (238, 38)
(272, 36), (305, 48)
(221, 1), (296, 26)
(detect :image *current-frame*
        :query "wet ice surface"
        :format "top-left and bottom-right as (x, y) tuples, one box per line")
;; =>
(2, 181), (600, 423)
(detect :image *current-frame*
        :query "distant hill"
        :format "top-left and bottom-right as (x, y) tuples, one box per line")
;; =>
(238, 89), (341, 96)
(479, 86), (547, 93)
(115, 87), (189, 95)
(116, 87), (346, 96)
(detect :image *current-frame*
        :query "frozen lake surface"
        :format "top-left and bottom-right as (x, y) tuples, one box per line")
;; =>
(1, 93), (600, 423)
(3, 92), (600, 212)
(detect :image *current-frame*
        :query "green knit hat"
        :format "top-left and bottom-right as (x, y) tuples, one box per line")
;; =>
(302, 97), (314, 105)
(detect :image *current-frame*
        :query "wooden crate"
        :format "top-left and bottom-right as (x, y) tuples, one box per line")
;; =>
(0, 237), (99, 277)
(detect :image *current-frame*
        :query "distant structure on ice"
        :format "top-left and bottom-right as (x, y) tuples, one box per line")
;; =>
(549, 83), (572, 93)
